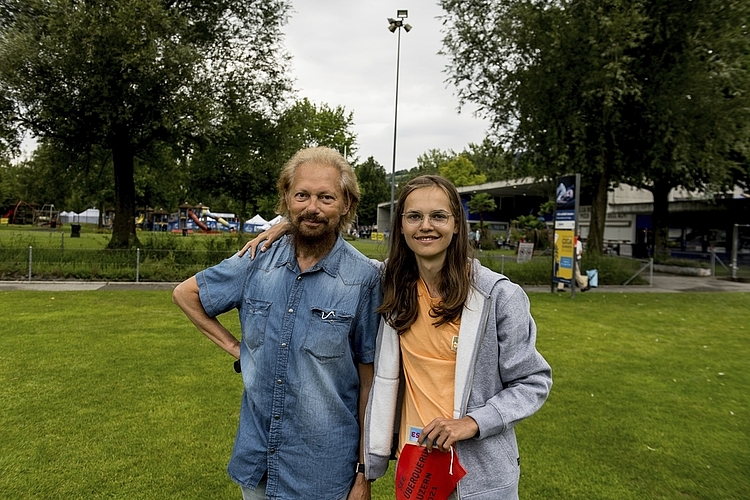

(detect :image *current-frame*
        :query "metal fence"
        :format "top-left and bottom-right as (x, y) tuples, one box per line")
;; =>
(0, 246), (237, 283)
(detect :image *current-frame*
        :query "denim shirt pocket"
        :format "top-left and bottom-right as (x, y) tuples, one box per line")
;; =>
(303, 307), (354, 362)
(243, 298), (272, 349)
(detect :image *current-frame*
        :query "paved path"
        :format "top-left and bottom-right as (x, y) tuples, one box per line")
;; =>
(1, 274), (749, 293)
(0, 281), (179, 291)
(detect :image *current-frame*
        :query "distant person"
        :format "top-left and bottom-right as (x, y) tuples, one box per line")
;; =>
(173, 147), (381, 500)
(574, 234), (590, 291)
(557, 233), (589, 291)
(470, 226), (481, 249)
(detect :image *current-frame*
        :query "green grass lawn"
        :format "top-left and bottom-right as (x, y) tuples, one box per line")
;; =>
(2, 291), (749, 499)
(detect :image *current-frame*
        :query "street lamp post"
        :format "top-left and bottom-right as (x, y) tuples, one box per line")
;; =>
(387, 10), (412, 231)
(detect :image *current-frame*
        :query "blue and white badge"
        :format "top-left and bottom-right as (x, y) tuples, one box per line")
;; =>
(408, 426), (422, 443)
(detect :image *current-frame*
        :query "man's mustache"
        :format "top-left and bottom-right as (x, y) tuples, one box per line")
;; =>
(297, 213), (329, 225)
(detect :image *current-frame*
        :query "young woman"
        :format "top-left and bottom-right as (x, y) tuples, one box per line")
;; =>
(363, 175), (551, 500)
(242, 175), (552, 499)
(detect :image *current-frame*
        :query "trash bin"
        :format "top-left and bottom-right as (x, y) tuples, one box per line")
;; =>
(182, 228), (188, 236)
(70, 224), (81, 238)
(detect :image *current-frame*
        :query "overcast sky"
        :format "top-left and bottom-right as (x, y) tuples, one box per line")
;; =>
(282, 1), (489, 172)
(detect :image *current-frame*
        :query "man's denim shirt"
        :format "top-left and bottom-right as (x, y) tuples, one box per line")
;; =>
(196, 235), (382, 499)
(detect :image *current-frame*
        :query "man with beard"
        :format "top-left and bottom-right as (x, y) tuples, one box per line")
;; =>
(173, 147), (381, 500)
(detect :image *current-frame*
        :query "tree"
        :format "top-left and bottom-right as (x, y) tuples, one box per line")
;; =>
(276, 98), (357, 161)
(467, 192), (497, 244)
(399, 149), (454, 186)
(187, 98), (357, 225)
(439, 155), (486, 187)
(398, 148), (460, 195)
(440, 0), (750, 257)
(441, 0), (645, 256)
(462, 138), (520, 182)
(619, 0), (750, 258)
(187, 110), (280, 226)
(0, 88), (19, 160)
(0, 0), (292, 248)
(355, 157), (389, 226)
(0, 159), (25, 211)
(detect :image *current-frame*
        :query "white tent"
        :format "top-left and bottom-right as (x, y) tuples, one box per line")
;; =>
(59, 208), (99, 224)
(58, 211), (76, 224)
(76, 208), (100, 224)
(260, 215), (284, 231)
(244, 214), (268, 233)
(245, 214), (268, 225)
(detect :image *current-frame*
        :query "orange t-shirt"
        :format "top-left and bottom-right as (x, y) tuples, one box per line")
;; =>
(398, 278), (460, 454)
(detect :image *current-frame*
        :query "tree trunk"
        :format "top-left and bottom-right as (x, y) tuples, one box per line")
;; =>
(108, 138), (139, 249)
(239, 198), (248, 234)
(651, 179), (671, 261)
(587, 169), (609, 256)
(98, 200), (105, 230)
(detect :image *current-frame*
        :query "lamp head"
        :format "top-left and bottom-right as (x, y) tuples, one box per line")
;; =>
(388, 23), (397, 33)
(397, 9), (408, 19)
(403, 23), (412, 32)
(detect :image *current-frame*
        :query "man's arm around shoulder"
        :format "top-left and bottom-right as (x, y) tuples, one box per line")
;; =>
(172, 276), (241, 360)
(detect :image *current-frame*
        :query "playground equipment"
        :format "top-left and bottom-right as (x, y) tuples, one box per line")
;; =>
(150, 209), (169, 232)
(167, 203), (239, 233)
(188, 209), (208, 231)
(34, 204), (60, 227)
(3, 201), (36, 225)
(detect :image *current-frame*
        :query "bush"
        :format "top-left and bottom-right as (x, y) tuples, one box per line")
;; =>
(477, 253), (649, 285)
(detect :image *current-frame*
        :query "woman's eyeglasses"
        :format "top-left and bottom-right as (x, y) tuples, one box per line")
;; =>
(402, 211), (454, 227)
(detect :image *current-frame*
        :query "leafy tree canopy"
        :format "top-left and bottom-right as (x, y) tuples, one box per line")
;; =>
(0, 0), (293, 247)
(439, 155), (486, 187)
(440, 0), (750, 256)
(354, 156), (389, 226)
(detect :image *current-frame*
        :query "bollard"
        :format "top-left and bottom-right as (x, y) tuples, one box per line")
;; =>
(28, 246), (32, 282)
(136, 248), (140, 283)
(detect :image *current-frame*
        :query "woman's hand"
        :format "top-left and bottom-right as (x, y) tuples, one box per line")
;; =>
(418, 416), (479, 452)
(238, 220), (291, 259)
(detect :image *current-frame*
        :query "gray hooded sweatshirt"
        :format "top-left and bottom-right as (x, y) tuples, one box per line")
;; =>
(364, 260), (552, 499)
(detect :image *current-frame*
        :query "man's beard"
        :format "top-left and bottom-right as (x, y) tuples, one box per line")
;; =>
(290, 212), (339, 256)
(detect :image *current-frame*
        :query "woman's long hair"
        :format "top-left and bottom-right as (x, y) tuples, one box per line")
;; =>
(377, 175), (473, 333)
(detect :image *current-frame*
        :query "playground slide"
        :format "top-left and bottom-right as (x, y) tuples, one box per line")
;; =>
(188, 210), (208, 231)
(135, 214), (145, 225)
(204, 211), (230, 227)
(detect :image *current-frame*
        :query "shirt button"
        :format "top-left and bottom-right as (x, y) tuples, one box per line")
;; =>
(269, 448), (275, 454)
(288, 308), (294, 313)
(297, 276), (302, 280)
(277, 379), (282, 384)
(274, 414), (280, 419)
(281, 343), (287, 348)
